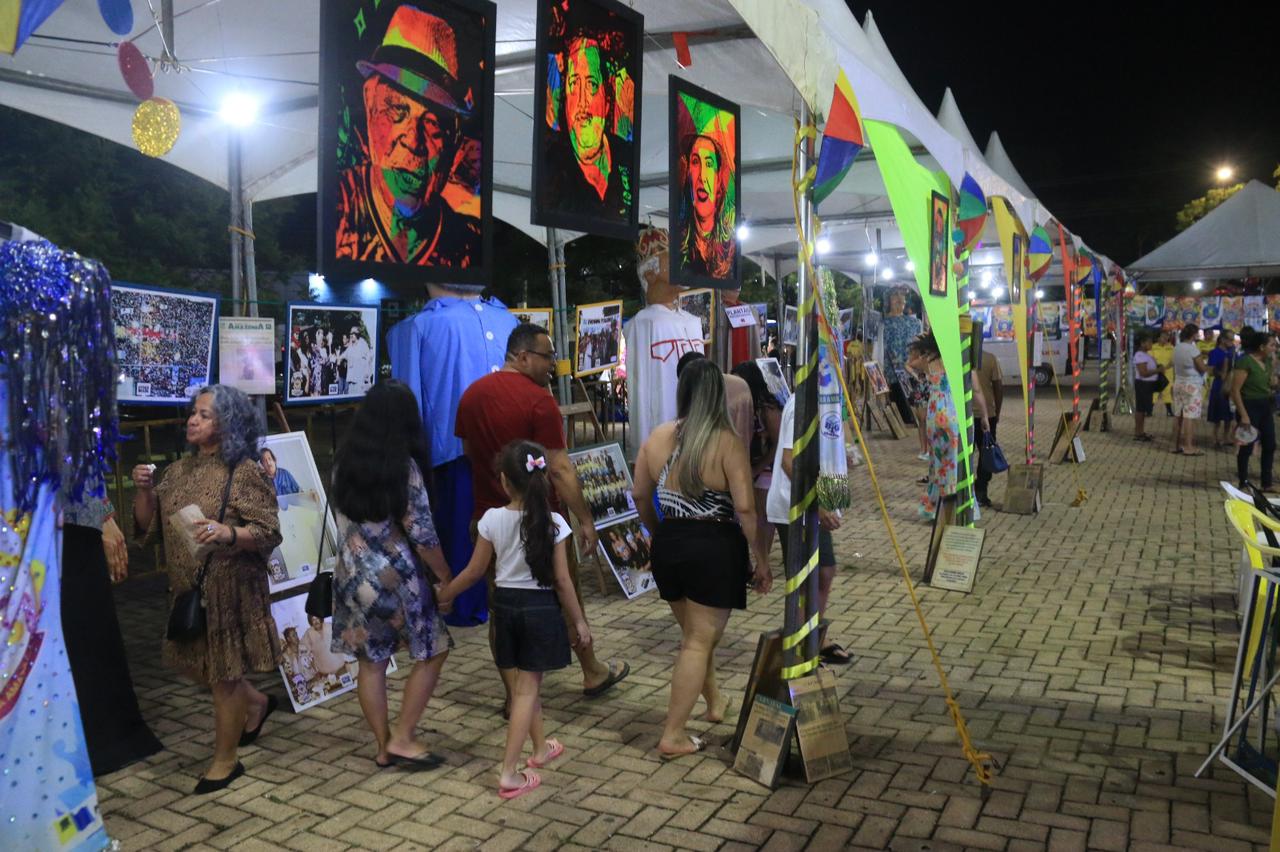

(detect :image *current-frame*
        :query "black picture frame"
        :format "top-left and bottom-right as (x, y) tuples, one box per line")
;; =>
(928, 190), (949, 298)
(1010, 232), (1024, 304)
(530, 0), (643, 240)
(317, 0), (496, 287)
(668, 75), (742, 289)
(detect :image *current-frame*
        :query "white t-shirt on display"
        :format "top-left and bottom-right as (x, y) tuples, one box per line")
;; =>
(765, 396), (797, 524)
(477, 507), (572, 590)
(624, 303), (704, 457)
(1173, 341), (1202, 381)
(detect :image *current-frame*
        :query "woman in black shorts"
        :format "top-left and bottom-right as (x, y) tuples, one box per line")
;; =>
(634, 358), (772, 759)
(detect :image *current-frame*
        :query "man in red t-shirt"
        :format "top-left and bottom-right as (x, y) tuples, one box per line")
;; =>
(456, 322), (630, 699)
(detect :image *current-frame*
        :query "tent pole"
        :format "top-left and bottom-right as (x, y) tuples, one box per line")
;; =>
(547, 228), (570, 406)
(772, 255), (784, 368)
(244, 198), (259, 319)
(228, 133), (244, 313)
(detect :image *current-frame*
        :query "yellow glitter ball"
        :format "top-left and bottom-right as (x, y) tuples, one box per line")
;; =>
(131, 97), (181, 158)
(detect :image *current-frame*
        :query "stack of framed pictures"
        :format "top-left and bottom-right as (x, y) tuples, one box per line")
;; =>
(568, 442), (655, 599)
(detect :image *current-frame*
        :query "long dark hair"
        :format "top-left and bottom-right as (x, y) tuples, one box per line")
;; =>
(498, 440), (557, 588)
(332, 380), (432, 523)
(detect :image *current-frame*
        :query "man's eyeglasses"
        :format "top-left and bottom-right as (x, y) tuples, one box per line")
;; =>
(522, 349), (557, 361)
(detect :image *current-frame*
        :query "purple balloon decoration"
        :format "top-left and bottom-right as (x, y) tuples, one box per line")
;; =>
(117, 42), (153, 101)
(98, 0), (134, 36)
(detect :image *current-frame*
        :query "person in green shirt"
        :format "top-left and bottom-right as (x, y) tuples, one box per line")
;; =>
(1230, 328), (1278, 491)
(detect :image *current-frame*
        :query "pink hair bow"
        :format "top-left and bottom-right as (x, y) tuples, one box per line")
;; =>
(526, 454), (547, 472)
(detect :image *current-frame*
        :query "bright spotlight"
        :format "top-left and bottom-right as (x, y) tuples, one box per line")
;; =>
(1216, 165), (1234, 183)
(1035, 289), (1045, 299)
(736, 223), (750, 241)
(308, 273), (327, 296)
(981, 270), (994, 287)
(864, 252), (878, 268)
(360, 278), (381, 299)
(220, 92), (260, 127)
(1192, 280), (1204, 291)
(816, 237), (831, 254)
(905, 260), (916, 272)
(991, 286), (1005, 299)
(881, 266), (894, 281)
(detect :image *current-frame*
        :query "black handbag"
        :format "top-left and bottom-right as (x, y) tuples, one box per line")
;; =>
(304, 496), (333, 620)
(166, 465), (235, 642)
(980, 431), (1010, 474)
(1152, 372), (1170, 394)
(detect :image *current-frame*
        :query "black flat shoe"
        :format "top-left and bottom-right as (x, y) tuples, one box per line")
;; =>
(374, 751), (445, 771)
(239, 694), (278, 747)
(193, 761), (244, 795)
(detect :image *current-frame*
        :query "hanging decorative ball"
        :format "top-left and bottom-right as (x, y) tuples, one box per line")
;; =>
(117, 42), (153, 101)
(98, 0), (133, 36)
(131, 98), (181, 157)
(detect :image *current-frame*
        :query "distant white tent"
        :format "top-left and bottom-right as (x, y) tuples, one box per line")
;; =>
(1129, 181), (1280, 280)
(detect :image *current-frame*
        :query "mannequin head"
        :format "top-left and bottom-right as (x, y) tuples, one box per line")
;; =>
(635, 225), (684, 307)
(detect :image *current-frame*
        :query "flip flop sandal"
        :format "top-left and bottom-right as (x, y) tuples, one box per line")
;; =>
(1183, 451), (1206, 457)
(375, 751), (445, 771)
(819, 643), (853, 665)
(498, 770), (542, 800)
(583, 661), (631, 697)
(658, 735), (706, 761)
(526, 738), (565, 769)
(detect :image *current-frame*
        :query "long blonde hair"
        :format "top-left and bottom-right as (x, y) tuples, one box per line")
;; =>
(669, 359), (732, 497)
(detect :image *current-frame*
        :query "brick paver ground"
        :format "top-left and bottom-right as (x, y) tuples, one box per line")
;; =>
(95, 395), (1274, 850)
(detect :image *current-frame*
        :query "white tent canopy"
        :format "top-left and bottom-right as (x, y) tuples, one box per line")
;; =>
(1128, 181), (1280, 280)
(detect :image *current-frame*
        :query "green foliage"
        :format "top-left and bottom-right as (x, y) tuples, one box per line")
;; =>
(1175, 183), (1244, 232)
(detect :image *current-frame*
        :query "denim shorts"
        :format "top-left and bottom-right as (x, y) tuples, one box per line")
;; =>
(491, 586), (570, 673)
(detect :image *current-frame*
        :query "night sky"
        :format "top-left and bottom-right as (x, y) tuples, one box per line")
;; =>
(847, 3), (1280, 266)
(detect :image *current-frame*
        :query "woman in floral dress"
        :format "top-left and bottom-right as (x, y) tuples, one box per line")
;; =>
(330, 379), (455, 769)
(908, 333), (959, 519)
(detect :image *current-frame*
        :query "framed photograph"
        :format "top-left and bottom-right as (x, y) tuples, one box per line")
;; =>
(750, 303), (769, 330)
(838, 308), (855, 342)
(756, 357), (790, 406)
(1009, 232), (1024, 304)
(271, 593), (395, 713)
(680, 288), (714, 344)
(596, 515), (656, 599)
(286, 303), (380, 404)
(782, 305), (798, 346)
(669, 76), (741, 288)
(928, 190), (950, 298)
(318, 0), (495, 286)
(259, 432), (339, 595)
(733, 695), (796, 790)
(864, 361), (890, 396)
(530, 0), (642, 240)
(1039, 302), (1062, 340)
(568, 442), (635, 525)
(218, 317), (276, 396)
(111, 283), (217, 405)
(574, 299), (623, 376)
(510, 307), (554, 340)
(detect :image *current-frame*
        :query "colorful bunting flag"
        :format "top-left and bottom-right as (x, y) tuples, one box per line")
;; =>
(1, 0), (65, 54)
(952, 173), (987, 256)
(813, 70), (865, 207)
(1027, 226), (1053, 282)
(1073, 251), (1094, 286)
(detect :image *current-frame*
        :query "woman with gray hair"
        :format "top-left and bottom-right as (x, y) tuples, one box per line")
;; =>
(132, 384), (282, 794)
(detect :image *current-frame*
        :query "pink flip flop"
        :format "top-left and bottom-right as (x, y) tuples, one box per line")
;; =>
(498, 769), (542, 800)
(526, 738), (564, 769)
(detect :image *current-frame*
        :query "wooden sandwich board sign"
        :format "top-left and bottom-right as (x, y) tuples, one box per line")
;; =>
(930, 525), (985, 593)
(732, 695), (797, 789)
(788, 668), (852, 783)
(1005, 463), (1044, 515)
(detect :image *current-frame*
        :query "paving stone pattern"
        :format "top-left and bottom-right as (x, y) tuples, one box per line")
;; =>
(97, 398), (1273, 850)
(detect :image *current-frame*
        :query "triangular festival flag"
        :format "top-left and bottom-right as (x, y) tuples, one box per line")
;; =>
(813, 70), (865, 207)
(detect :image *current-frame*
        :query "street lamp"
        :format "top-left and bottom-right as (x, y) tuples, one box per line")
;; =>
(219, 92), (260, 127)
(1216, 165), (1234, 183)
(1192, 280), (1204, 291)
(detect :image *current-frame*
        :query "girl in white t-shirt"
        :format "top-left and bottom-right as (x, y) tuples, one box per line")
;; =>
(437, 440), (591, 800)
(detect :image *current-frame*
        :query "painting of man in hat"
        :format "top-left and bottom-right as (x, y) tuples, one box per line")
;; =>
(321, 0), (494, 283)
(532, 0), (642, 240)
(669, 78), (740, 287)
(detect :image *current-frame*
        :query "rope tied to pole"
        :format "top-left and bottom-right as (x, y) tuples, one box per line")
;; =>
(227, 225), (256, 240)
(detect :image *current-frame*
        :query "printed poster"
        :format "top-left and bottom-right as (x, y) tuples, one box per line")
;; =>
(218, 317), (276, 395)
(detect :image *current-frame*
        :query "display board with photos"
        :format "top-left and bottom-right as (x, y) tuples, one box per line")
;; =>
(756, 357), (791, 406)
(782, 305), (798, 346)
(574, 299), (623, 376)
(680, 288), (714, 344)
(285, 302), (380, 404)
(669, 76), (741, 288)
(530, 0), (643, 240)
(568, 442), (654, 598)
(260, 431), (339, 595)
(510, 307), (553, 339)
(218, 317), (276, 396)
(318, 0), (495, 287)
(864, 361), (890, 396)
(271, 592), (396, 713)
(111, 283), (218, 404)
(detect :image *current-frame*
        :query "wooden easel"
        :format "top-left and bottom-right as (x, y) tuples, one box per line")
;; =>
(560, 378), (605, 448)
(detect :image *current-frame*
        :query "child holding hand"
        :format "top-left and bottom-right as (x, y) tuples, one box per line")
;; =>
(436, 440), (591, 799)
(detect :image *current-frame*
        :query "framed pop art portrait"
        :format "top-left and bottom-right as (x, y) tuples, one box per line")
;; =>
(259, 431), (339, 595)
(531, 0), (643, 240)
(928, 190), (949, 298)
(285, 302), (380, 404)
(680, 288), (714, 345)
(669, 76), (741, 288)
(318, 0), (495, 287)
(111, 283), (218, 405)
(510, 307), (554, 340)
(574, 299), (623, 377)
